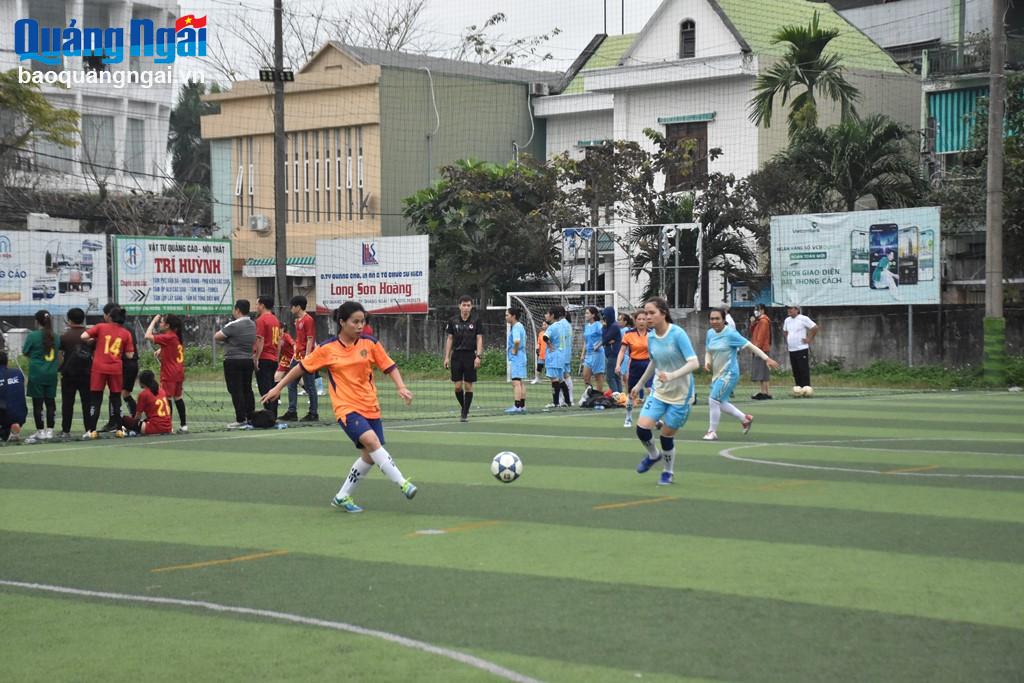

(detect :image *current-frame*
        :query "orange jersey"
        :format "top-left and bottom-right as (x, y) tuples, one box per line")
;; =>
(537, 332), (547, 361)
(300, 334), (396, 420)
(622, 329), (650, 361)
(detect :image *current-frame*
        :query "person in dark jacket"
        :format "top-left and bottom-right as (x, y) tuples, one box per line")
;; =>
(0, 351), (28, 443)
(600, 306), (623, 393)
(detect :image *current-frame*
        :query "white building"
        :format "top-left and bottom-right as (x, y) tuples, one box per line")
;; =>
(0, 0), (180, 195)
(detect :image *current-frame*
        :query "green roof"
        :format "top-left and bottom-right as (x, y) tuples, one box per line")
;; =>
(562, 34), (638, 95)
(715, 0), (903, 73)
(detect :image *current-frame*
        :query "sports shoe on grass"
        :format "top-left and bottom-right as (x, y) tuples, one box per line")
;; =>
(623, 417), (632, 428)
(24, 430), (45, 444)
(504, 406), (520, 414)
(279, 411), (298, 422)
(636, 454), (662, 473)
(7, 432), (21, 443)
(658, 472), (674, 486)
(300, 413), (319, 422)
(81, 431), (98, 441)
(331, 495), (362, 513)
(115, 429), (127, 438)
(702, 430), (718, 441)
(98, 420), (119, 433)
(177, 425), (189, 434)
(226, 421), (244, 430)
(741, 415), (753, 435)
(401, 480), (418, 499)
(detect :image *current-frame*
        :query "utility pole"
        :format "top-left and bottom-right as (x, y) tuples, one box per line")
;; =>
(983, 0), (1007, 384)
(273, 0), (289, 325)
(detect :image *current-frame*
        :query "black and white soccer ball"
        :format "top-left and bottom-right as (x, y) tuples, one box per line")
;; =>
(491, 451), (523, 483)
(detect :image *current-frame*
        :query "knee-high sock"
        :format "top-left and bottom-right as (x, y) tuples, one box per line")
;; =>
(565, 376), (574, 403)
(464, 391), (473, 414)
(660, 436), (675, 473)
(626, 398), (634, 421)
(368, 446), (406, 486)
(87, 391), (104, 431)
(109, 394), (122, 422)
(455, 389), (465, 409)
(551, 382), (561, 405)
(174, 399), (187, 426)
(336, 458), (373, 498)
(636, 427), (659, 460)
(708, 398), (722, 432)
(124, 395), (137, 416)
(32, 397), (44, 430)
(560, 381), (570, 405)
(721, 401), (746, 420)
(44, 397), (56, 429)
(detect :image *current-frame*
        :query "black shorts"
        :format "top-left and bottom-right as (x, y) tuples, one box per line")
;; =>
(122, 361), (139, 393)
(450, 350), (478, 383)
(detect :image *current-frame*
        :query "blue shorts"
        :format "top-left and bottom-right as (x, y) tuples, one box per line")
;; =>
(710, 373), (739, 402)
(639, 395), (691, 430)
(545, 364), (565, 380)
(628, 360), (652, 391)
(508, 359), (528, 380)
(620, 355), (630, 376)
(338, 412), (384, 449)
(583, 352), (604, 372)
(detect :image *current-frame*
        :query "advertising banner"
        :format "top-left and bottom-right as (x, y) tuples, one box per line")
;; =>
(316, 236), (429, 314)
(0, 231), (108, 315)
(770, 207), (940, 307)
(112, 236), (233, 314)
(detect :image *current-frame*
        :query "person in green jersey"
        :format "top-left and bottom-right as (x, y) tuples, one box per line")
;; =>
(22, 309), (60, 443)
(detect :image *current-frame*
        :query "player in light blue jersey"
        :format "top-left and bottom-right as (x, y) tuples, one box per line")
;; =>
(580, 306), (606, 396)
(628, 298), (699, 486)
(504, 307), (528, 414)
(543, 305), (572, 408)
(702, 308), (779, 441)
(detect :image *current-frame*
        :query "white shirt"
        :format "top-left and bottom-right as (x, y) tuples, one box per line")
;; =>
(724, 313), (736, 329)
(783, 314), (817, 352)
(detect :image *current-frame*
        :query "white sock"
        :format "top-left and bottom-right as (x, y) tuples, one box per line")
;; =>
(368, 446), (406, 486)
(626, 401), (634, 420)
(721, 401), (746, 420)
(662, 448), (675, 473)
(641, 439), (659, 460)
(708, 399), (722, 432)
(565, 376), (574, 402)
(337, 458), (373, 498)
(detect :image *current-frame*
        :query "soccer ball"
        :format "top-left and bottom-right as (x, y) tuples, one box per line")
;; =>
(491, 451), (523, 483)
(792, 385), (803, 397)
(801, 386), (814, 397)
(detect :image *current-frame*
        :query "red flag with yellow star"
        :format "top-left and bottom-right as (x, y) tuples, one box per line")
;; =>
(174, 15), (207, 32)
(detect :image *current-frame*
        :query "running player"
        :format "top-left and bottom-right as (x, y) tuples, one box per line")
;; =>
(630, 298), (699, 485)
(146, 314), (188, 433)
(580, 306), (605, 395)
(262, 301), (417, 513)
(505, 307), (528, 414)
(80, 305), (135, 440)
(543, 305), (572, 409)
(118, 370), (172, 436)
(617, 309), (650, 427)
(702, 308), (779, 441)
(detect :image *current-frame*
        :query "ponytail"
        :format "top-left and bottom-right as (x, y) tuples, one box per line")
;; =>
(34, 310), (54, 354)
(164, 314), (184, 345)
(138, 369), (160, 395)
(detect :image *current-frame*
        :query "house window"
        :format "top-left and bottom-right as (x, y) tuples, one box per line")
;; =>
(291, 133), (299, 222)
(235, 138), (243, 224)
(303, 131), (310, 223)
(246, 136), (254, 219)
(346, 128), (353, 220)
(324, 129), (332, 219)
(335, 128), (343, 220)
(79, 114), (116, 178)
(357, 126), (364, 219)
(665, 121), (708, 190)
(680, 20), (695, 59)
(313, 130), (320, 222)
(125, 118), (145, 174)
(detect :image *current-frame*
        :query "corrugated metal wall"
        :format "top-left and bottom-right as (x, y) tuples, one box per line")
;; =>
(928, 87), (988, 154)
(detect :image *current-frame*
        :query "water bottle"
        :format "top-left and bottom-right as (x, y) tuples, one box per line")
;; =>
(275, 422), (289, 430)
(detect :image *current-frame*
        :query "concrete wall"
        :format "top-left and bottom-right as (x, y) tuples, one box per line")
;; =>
(544, 110), (615, 159)
(839, 0), (985, 49)
(623, 0), (743, 64)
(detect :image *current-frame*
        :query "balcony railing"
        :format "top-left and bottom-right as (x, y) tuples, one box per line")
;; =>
(925, 37), (1024, 78)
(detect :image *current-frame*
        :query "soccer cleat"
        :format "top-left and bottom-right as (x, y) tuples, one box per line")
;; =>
(623, 417), (632, 428)
(702, 430), (718, 441)
(177, 425), (189, 434)
(516, 407), (526, 414)
(741, 415), (753, 435)
(226, 421), (244, 430)
(401, 480), (418, 500)
(24, 430), (45, 444)
(300, 413), (319, 422)
(543, 402), (558, 409)
(331, 495), (363, 513)
(504, 406), (520, 414)
(529, 378), (539, 385)
(459, 415), (468, 423)
(98, 420), (119, 433)
(636, 454), (662, 473)
(658, 472), (675, 486)
(114, 428), (127, 438)
(279, 411), (298, 422)
(58, 432), (72, 442)
(81, 431), (98, 441)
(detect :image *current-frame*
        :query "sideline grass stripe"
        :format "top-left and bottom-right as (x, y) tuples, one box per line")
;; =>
(0, 580), (543, 683)
(151, 549), (289, 574)
(3, 490), (1023, 628)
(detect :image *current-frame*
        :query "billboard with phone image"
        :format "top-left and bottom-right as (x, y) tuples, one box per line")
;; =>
(771, 207), (940, 306)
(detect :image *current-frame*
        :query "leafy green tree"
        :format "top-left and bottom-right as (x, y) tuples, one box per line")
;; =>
(168, 80), (221, 190)
(403, 157), (581, 304)
(0, 69), (79, 174)
(779, 113), (926, 212)
(748, 11), (860, 135)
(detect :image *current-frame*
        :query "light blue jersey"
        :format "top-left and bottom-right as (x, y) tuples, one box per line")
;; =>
(546, 318), (572, 370)
(705, 327), (748, 383)
(507, 321), (526, 360)
(583, 320), (604, 370)
(648, 324), (698, 405)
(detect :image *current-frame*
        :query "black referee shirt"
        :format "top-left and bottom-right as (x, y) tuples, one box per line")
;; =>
(446, 314), (482, 352)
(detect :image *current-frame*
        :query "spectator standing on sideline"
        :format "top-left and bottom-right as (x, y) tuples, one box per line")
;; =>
(215, 299), (257, 429)
(280, 295), (319, 422)
(749, 304), (773, 400)
(57, 307), (91, 440)
(601, 306), (623, 393)
(443, 295), (483, 422)
(253, 296), (281, 419)
(783, 305), (818, 391)
(0, 351), (27, 442)
(22, 310), (59, 443)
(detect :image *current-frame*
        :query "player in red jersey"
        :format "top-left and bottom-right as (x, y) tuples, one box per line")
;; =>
(146, 314), (188, 433)
(253, 296), (281, 419)
(80, 305), (135, 439)
(280, 295), (319, 422)
(274, 331), (295, 384)
(118, 370), (172, 436)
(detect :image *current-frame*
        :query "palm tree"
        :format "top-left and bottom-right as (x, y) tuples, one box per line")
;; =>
(780, 114), (926, 212)
(748, 11), (860, 135)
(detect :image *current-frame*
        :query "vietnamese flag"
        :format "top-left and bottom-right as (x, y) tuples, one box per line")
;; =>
(174, 14), (207, 32)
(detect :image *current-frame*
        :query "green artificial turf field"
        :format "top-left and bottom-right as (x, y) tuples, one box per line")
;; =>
(1, 391), (1022, 682)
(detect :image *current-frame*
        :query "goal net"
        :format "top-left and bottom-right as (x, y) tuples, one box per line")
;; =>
(506, 290), (617, 381)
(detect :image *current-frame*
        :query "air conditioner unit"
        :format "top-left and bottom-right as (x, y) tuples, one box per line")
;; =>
(293, 276), (315, 289)
(529, 82), (550, 96)
(249, 214), (270, 232)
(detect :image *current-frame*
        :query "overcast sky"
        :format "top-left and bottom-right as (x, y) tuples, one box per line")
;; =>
(179, 0), (666, 81)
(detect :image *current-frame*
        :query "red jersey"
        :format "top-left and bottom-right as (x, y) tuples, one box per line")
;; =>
(255, 312), (281, 362)
(294, 313), (315, 360)
(152, 331), (185, 382)
(136, 387), (172, 434)
(278, 333), (295, 371)
(86, 322), (135, 373)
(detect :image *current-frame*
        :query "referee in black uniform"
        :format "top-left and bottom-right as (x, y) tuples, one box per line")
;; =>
(444, 295), (483, 422)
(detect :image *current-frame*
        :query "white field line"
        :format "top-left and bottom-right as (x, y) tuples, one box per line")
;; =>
(0, 580), (543, 683)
